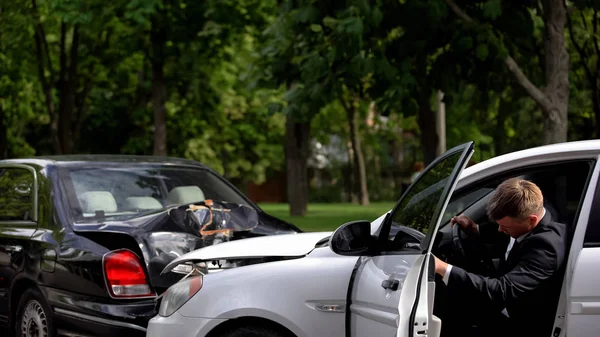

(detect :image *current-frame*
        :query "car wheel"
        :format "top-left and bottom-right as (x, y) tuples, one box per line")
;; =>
(14, 288), (56, 337)
(221, 326), (288, 337)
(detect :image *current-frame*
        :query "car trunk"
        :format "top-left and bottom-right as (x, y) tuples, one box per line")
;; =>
(73, 201), (299, 294)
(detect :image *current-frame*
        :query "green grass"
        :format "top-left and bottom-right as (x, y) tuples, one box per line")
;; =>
(259, 202), (396, 232)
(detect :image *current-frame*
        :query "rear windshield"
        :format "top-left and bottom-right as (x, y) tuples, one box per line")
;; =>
(59, 165), (251, 222)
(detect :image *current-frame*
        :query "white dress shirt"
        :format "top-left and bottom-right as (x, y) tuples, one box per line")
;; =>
(440, 208), (546, 317)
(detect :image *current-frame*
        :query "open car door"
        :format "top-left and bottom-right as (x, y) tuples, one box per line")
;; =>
(330, 141), (473, 337)
(395, 142), (474, 337)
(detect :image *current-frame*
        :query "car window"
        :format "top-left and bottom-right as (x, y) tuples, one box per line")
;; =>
(383, 150), (464, 247)
(439, 187), (494, 225)
(442, 160), (593, 237)
(62, 165), (252, 222)
(0, 167), (35, 221)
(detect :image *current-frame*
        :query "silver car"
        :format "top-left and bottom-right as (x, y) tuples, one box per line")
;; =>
(147, 140), (600, 337)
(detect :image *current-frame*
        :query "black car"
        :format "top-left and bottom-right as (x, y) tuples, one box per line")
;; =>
(0, 155), (300, 337)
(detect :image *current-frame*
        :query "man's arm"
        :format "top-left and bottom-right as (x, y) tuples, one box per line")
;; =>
(451, 214), (497, 243)
(444, 235), (563, 312)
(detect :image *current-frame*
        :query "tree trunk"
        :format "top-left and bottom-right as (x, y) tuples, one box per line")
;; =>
(495, 96), (509, 156)
(0, 104), (7, 159)
(152, 63), (167, 156)
(151, 17), (168, 156)
(346, 141), (358, 203)
(32, 0), (60, 154)
(594, 60), (600, 138)
(541, 0), (569, 144)
(436, 90), (446, 155)
(343, 162), (354, 203)
(346, 98), (369, 206)
(445, 0), (569, 144)
(418, 103), (438, 165)
(285, 115), (311, 216)
(57, 24), (79, 155)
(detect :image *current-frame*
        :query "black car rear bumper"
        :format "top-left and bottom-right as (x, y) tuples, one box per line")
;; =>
(41, 286), (157, 337)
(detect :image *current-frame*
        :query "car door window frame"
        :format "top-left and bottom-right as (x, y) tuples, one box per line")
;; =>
(376, 142), (474, 255)
(0, 164), (39, 225)
(583, 166), (600, 247)
(446, 159), (595, 228)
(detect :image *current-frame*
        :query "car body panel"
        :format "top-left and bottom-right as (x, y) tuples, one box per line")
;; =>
(148, 140), (600, 337)
(457, 140), (600, 189)
(0, 155), (298, 336)
(174, 247), (359, 337)
(161, 231), (333, 274)
(562, 154), (600, 337)
(147, 314), (225, 337)
(568, 248), (600, 337)
(347, 142), (474, 337)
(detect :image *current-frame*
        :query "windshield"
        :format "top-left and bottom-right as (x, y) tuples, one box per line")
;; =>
(60, 165), (252, 222)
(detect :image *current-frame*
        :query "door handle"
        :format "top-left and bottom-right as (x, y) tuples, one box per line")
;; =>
(2, 245), (23, 253)
(381, 279), (400, 291)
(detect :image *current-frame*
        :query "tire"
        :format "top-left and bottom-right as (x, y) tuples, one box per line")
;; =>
(221, 326), (287, 337)
(14, 288), (56, 337)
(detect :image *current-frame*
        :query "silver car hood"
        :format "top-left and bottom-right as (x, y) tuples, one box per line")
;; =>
(161, 231), (333, 274)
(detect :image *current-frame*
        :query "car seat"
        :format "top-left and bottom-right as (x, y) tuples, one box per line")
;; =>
(80, 191), (118, 214)
(166, 186), (205, 206)
(123, 197), (163, 211)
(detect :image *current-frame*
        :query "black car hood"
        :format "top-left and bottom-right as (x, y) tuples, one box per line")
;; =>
(72, 201), (299, 290)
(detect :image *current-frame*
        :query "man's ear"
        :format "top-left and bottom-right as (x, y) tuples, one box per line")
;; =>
(528, 214), (540, 226)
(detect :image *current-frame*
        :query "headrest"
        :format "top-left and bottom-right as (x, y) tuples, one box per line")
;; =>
(80, 191), (117, 213)
(123, 197), (163, 211)
(166, 186), (205, 206)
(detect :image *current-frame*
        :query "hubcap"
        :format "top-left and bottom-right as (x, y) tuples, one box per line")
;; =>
(20, 300), (48, 337)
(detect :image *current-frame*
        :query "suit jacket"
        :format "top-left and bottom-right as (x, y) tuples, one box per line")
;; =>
(446, 213), (568, 337)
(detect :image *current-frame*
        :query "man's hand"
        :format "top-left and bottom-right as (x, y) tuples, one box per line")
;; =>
(433, 255), (448, 277)
(450, 214), (479, 234)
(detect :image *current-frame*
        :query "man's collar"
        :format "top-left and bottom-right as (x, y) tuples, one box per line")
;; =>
(516, 207), (546, 242)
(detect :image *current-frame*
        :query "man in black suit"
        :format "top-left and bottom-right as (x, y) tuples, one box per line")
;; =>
(433, 178), (568, 337)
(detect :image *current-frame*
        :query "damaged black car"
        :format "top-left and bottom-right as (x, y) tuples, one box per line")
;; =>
(0, 155), (300, 337)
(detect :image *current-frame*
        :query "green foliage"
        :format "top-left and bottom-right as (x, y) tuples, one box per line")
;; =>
(0, 0), (597, 206)
(482, 0), (502, 20)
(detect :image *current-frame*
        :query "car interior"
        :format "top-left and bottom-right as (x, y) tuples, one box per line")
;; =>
(77, 185), (207, 218)
(427, 159), (593, 337)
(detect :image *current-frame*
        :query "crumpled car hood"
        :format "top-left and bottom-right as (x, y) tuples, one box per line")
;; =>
(161, 231), (333, 274)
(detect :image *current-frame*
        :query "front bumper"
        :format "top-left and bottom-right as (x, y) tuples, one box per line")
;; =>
(41, 286), (157, 337)
(147, 313), (225, 337)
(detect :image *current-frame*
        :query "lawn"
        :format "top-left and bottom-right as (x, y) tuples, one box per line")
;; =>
(258, 202), (396, 232)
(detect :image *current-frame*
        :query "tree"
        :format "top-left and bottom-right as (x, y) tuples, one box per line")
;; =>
(255, 5), (320, 215)
(28, 0), (161, 154)
(443, 0), (570, 144)
(565, 1), (600, 138)
(0, 0), (40, 159)
(257, 1), (399, 207)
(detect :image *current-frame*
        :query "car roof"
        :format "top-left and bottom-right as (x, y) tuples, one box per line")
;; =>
(457, 139), (600, 188)
(0, 154), (207, 169)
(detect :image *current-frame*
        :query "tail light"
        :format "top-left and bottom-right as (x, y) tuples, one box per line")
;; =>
(103, 249), (155, 298)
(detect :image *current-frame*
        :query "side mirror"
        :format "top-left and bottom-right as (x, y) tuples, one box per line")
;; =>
(329, 220), (377, 256)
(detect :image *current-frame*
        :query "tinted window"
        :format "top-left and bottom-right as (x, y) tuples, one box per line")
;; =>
(381, 150), (466, 253)
(441, 160), (593, 243)
(0, 167), (34, 221)
(62, 165), (251, 222)
(440, 187), (494, 225)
